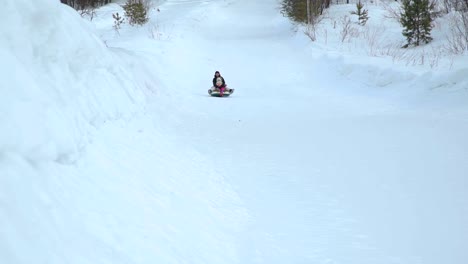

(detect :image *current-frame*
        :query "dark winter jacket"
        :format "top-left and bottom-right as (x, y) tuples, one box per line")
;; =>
(213, 75), (226, 88)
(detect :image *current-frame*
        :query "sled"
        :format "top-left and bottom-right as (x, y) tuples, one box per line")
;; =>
(208, 87), (234, 97)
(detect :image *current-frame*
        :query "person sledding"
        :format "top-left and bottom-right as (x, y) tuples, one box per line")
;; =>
(212, 71), (226, 93)
(210, 71), (233, 96)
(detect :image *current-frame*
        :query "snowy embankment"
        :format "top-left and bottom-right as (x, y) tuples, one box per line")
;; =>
(0, 1), (246, 263)
(296, 0), (468, 105)
(0, 0), (148, 162)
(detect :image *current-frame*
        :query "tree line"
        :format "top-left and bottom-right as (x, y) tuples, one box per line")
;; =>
(281, 0), (468, 47)
(60, 0), (112, 10)
(281, 0), (331, 23)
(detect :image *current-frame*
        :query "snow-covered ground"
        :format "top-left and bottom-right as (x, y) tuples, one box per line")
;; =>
(1, 0), (467, 263)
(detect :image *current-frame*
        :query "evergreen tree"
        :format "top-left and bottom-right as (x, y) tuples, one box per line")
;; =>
(113, 12), (125, 31)
(61, 0), (112, 10)
(123, 0), (149, 26)
(281, 0), (330, 23)
(400, 0), (433, 47)
(351, 1), (369, 26)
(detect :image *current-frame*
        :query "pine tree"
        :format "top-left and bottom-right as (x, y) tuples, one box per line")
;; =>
(113, 12), (125, 31)
(351, 1), (369, 26)
(400, 0), (433, 47)
(281, 0), (330, 23)
(123, 0), (149, 26)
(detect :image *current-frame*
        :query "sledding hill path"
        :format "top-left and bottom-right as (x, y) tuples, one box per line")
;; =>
(143, 0), (468, 263)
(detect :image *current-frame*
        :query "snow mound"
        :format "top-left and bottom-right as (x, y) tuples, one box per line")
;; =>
(0, 0), (150, 163)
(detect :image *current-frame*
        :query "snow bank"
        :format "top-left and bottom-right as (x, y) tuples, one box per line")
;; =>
(0, 0), (149, 163)
(306, 1), (468, 83)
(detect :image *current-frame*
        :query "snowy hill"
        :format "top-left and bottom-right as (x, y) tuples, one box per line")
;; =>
(0, 0), (150, 162)
(1, 0), (467, 264)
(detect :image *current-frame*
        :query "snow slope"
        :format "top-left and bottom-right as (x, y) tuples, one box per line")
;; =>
(1, 0), (468, 264)
(0, 0), (150, 162)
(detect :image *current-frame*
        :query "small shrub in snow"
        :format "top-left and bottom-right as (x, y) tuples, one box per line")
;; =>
(400, 0), (434, 47)
(303, 9), (324, 42)
(340, 16), (358, 42)
(380, 42), (409, 62)
(304, 24), (318, 41)
(445, 11), (468, 54)
(363, 26), (383, 55)
(382, 1), (402, 22)
(79, 8), (97, 21)
(113, 12), (125, 31)
(123, 0), (149, 26)
(148, 23), (173, 40)
(351, 1), (369, 26)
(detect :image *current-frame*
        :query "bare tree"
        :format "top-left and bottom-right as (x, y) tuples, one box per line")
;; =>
(446, 10), (468, 53)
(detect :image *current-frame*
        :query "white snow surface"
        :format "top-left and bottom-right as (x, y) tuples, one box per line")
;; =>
(1, 0), (468, 264)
